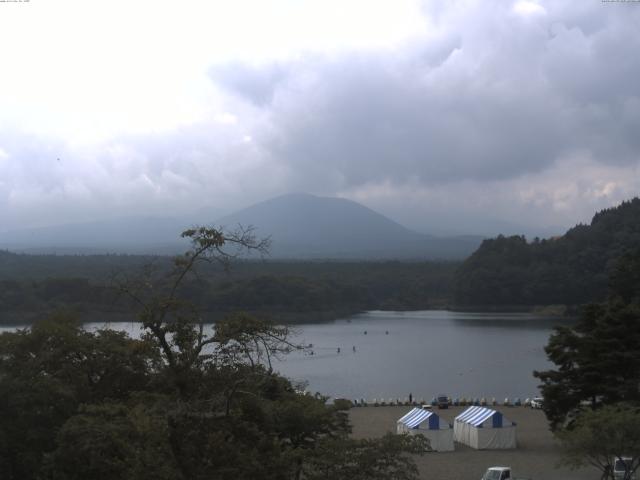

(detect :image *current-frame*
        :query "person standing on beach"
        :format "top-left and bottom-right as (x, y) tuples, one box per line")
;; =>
(409, 393), (413, 404)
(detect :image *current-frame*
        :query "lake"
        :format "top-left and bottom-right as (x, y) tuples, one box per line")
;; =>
(268, 310), (566, 401)
(2, 310), (568, 402)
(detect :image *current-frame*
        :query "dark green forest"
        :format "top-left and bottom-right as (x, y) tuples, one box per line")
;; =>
(0, 252), (456, 325)
(2, 198), (639, 324)
(454, 198), (640, 307)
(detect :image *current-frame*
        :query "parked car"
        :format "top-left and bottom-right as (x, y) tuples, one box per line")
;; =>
(613, 457), (635, 480)
(530, 397), (544, 409)
(437, 394), (450, 409)
(481, 466), (531, 480)
(482, 467), (511, 480)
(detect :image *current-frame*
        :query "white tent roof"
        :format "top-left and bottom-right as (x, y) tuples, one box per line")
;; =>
(455, 406), (513, 427)
(398, 408), (454, 451)
(398, 408), (441, 429)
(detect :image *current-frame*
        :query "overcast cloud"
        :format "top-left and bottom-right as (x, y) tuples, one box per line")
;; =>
(0, 0), (639, 235)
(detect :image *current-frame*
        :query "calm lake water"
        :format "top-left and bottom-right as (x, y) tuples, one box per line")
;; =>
(2, 310), (568, 401)
(268, 310), (566, 401)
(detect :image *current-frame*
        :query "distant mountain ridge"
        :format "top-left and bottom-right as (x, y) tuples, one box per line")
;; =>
(0, 216), (190, 254)
(0, 193), (482, 259)
(216, 193), (482, 259)
(454, 197), (640, 306)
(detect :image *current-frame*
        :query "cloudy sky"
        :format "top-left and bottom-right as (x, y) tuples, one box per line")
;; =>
(1, 0), (639, 236)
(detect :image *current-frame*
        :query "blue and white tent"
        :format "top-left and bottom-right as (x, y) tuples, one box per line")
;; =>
(453, 406), (516, 449)
(396, 408), (454, 451)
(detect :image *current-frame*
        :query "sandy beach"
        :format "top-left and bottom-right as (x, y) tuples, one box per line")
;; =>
(349, 405), (599, 480)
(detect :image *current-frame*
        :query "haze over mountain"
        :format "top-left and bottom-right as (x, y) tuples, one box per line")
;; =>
(0, 216), (190, 255)
(0, 193), (482, 259)
(214, 193), (482, 259)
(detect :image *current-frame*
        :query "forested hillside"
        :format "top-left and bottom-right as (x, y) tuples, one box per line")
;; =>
(454, 198), (640, 306)
(0, 254), (456, 324)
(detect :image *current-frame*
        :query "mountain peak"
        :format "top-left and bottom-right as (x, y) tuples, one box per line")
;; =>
(216, 194), (481, 259)
(0, 194), (482, 259)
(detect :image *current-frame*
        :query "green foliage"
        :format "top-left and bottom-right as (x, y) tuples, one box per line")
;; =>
(455, 198), (640, 306)
(610, 250), (640, 305)
(535, 302), (640, 429)
(0, 226), (426, 480)
(557, 404), (640, 480)
(0, 260), (457, 325)
(534, 249), (640, 430)
(214, 312), (295, 371)
(0, 314), (155, 479)
(0, 313), (353, 480)
(302, 434), (429, 480)
(42, 400), (181, 480)
(333, 398), (353, 411)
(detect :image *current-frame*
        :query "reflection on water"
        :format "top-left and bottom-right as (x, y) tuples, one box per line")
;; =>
(1, 310), (571, 401)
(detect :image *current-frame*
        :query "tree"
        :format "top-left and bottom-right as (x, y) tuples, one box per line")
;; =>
(557, 404), (640, 480)
(113, 226), (271, 397)
(41, 400), (182, 480)
(1, 226), (428, 480)
(534, 249), (640, 430)
(214, 312), (298, 372)
(454, 198), (640, 307)
(535, 301), (640, 429)
(302, 434), (429, 480)
(107, 225), (428, 479)
(0, 313), (155, 479)
(609, 249), (640, 305)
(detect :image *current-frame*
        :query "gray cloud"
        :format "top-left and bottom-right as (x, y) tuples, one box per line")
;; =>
(210, 62), (290, 106)
(2, 0), (640, 236)
(211, 0), (640, 191)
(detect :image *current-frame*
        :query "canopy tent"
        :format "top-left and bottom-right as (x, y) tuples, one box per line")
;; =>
(396, 408), (454, 452)
(453, 406), (516, 450)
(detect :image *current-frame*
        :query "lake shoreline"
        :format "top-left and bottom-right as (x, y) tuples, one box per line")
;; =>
(0, 307), (363, 326)
(0, 304), (576, 327)
(2, 310), (560, 400)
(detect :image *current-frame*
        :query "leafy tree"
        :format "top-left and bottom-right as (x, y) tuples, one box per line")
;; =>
(1, 226), (428, 480)
(214, 312), (298, 372)
(302, 434), (429, 480)
(534, 249), (640, 430)
(535, 301), (640, 429)
(41, 399), (181, 480)
(113, 226), (271, 397)
(0, 313), (155, 479)
(557, 404), (640, 480)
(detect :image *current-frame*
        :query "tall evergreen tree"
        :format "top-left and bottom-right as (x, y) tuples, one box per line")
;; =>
(534, 249), (640, 429)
